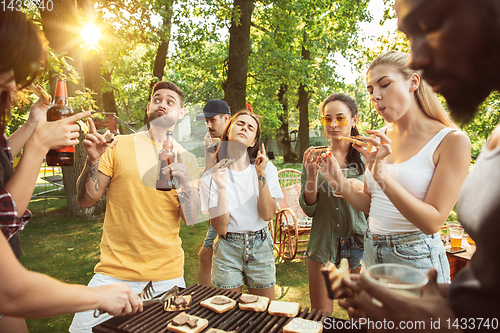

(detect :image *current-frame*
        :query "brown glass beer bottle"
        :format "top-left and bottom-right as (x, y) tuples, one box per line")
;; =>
(46, 78), (75, 166)
(156, 130), (175, 191)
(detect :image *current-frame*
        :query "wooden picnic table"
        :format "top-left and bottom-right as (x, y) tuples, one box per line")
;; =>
(446, 243), (475, 281)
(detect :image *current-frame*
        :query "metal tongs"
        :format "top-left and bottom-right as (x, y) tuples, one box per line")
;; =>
(142, 285), (179, 311)
(93, 281), (156, 318)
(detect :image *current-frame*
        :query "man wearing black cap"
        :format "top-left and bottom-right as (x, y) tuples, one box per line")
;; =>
(197, 99), (231, 286)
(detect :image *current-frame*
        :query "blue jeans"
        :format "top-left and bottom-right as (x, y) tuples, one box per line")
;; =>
(212, 227), (276, 290)
(203, 224), (218, 248)
(340, 236), (364, 270)
(364, 228), (450, 283)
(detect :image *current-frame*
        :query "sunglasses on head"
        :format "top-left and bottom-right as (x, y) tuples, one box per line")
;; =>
(320, 115), (348, 127)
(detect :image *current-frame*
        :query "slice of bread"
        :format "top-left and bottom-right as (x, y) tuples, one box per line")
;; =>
(238, 294), (270, 312)
(321, 258), (349, 299)
(166, 313), (208, 333)
(200, 295), (236, 314)
(205, 329), (236, 333)
(165, 295), (192, 312)
(283, 318), (323, 333)
(268, 300), (300, 317)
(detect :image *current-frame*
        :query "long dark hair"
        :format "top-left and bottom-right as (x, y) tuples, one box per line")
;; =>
(0, 10), (46, 133)
(216, 110), (261, 164)
(319, 93), (365, 175)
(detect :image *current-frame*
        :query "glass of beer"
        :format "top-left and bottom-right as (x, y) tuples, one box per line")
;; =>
(366, 264), (429, 301)
(449, 227), (464, 248)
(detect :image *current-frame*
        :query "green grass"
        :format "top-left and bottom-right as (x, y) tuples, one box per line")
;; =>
(20, 161), (347, 332)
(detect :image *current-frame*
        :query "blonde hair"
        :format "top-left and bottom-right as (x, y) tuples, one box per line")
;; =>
(368, 51), (457, 128)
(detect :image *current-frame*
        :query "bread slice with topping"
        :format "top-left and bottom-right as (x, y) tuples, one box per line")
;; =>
(166, 313), (208, 333)
(200, 295), (236, 314)
(238, 293), (270, 312)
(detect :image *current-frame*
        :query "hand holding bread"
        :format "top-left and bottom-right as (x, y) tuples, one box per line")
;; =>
(321, 258), (350, 299)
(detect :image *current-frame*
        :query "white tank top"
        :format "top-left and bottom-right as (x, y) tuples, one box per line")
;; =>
(366, 127), (455, 234)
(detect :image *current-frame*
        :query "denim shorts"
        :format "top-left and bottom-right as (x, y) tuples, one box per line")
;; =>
(364, 228), (450, 283)
(203, 224), (218, 248)
(212, 227), (276, 290)
(340, 236), (364, 270)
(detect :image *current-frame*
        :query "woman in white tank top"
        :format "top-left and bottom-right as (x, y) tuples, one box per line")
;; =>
(323, 52), (471, 283)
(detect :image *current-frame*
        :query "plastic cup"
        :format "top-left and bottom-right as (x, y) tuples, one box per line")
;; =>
(449, 227), (464, 248)
(365, 264), (429, 300)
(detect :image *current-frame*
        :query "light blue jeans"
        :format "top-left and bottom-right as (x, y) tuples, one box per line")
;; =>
(364, 228), (450, 283)
(202, 224), (218, 248)
(212, 227), (276, 290)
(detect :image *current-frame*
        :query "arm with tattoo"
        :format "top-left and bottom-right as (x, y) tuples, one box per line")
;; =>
(76, 157), (110, 208)
(178, 185), (201, 226)
(257, 171), (276, 221)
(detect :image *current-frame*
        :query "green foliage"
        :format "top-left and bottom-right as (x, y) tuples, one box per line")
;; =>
(461, 91), (500, 160)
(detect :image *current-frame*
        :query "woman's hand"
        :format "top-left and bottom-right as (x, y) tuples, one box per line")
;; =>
(255, 144), (268, 174)
(27, 95), (51, 125)
(353, 130), (392, 182)
(211, 161), (227, 189)
(29, 111), (93, 154)
(302, 147), (320, 177)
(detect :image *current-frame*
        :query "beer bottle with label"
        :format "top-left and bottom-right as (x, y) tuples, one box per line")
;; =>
(46, 78), (75, 166)
(156, 130), (175, 191)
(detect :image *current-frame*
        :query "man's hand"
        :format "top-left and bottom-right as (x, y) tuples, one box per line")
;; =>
(82, 118), (108, 163)
(339, 269), (459, 333)
(93, 283), (143, 317)
(169, 152), (193, 190)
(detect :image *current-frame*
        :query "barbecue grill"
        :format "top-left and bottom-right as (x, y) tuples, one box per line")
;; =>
(93, 284), (365, 333)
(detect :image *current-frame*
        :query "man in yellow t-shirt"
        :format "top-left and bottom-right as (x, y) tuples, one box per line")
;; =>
(69, 81), (200, 333)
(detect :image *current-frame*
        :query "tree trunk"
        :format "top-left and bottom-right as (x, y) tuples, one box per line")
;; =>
(40, 0), (106, 217)
(151, 0), (173, 86)
(277, 84), (297, 163)
(297, 33), (310, 158)
(223, 0), (254, 115)
(82, 54), (103, 111)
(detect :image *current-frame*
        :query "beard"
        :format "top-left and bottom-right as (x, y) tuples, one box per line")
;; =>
(148, 111), (177, 129)
(443, 75), (496, 126)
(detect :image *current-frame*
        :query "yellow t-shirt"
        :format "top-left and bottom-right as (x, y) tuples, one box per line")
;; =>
(94, 131), (199, 281)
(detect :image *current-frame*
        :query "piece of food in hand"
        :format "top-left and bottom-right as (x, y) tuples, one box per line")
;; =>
(321, 258), (350, 299)
(238, 294), (270, 312)
(103, 130), (117, 148)
(268, 300), (300, 317)
(215, 158), (235, 169)
(165, 295), (192, 312)
(283, 318), (323, 333)
(338, 136), (373, 152)
(167, 313), (208, 333)
(200, 295), (236, 314)
(30, 83), (51, 101)
(314, 146), (330, 152)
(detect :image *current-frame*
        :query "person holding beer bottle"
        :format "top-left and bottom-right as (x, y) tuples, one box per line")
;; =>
(72, 81), (200, 332)
(0, 10), (142, 333)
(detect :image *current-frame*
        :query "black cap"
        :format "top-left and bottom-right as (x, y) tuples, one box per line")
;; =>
(196, 99), (231, 120)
